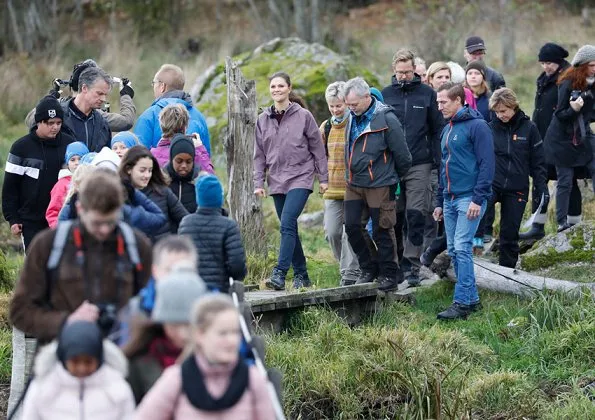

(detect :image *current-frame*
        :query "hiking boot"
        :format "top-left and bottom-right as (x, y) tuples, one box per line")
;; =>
(519, 223), (545, 241)
(483, 234), (493, 243)
(265, 268), (285, 291)
(406, 266), (421, 287)
(293, 273), (311, 289)
(340, 278), (357, 287)
(437, 302), (474, 320)
(469, 301), (482, 312)
(377, 271), (405, 292)
(557, 223), (571, 233)
(420, 247), (438, 267)
(355, 270), (377, 284)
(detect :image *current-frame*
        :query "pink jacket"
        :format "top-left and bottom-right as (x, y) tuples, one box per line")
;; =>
(134, 354), (275, 420)
(150, 137), (214, 173)
(21, 339), (135, 420)
(46, 169), (72, 228)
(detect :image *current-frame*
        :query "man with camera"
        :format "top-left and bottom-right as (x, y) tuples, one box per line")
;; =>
(10, 169), (153, 343)
(26, 59), (137, 134)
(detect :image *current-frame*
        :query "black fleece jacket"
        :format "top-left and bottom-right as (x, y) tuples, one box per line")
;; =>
(382, 75), (444, 167)
(2, 128), (73, 225)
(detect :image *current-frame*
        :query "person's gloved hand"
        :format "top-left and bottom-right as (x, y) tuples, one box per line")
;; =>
(48, 79), (61, 99)
(119, 78), (134, 98)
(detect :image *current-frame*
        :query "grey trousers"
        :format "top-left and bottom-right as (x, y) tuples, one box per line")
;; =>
(324, 199), (360, 282)
(400, 163), (432, 268)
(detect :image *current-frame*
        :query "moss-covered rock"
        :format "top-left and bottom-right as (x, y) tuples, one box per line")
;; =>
(191, 37), (381, 153)
(521, 222), (595, 272)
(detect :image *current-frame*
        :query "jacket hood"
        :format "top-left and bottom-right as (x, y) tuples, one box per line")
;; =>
(450, 105), (485, 123)
(154, 90), (193, 108)
(34, 339), (128, 379)
(390, 74), (422, 90)
(57, 168), (72, 179)
(262, 101), (302, 118)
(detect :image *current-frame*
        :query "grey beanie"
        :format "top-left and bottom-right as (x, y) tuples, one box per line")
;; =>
(571, 44), (595, 67)
(152, 266), (207, 323)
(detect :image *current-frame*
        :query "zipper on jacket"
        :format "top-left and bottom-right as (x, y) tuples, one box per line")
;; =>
(403, 91), (408, 141)
(347, 128), (387, 183)
(79, 381), (85, 420)
(178, 182), (182, 200)
(362, 135), (368, 153)
(384, 151), (387, 164)
(504, 126), (512, 189)
(368, 160), (374, 181)
(445, 123), (454, 196)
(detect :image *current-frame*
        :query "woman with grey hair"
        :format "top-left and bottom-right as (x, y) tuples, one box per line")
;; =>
(320, 81), (361, 286)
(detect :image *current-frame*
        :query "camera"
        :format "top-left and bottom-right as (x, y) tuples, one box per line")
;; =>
(96, 303), (118, 335)
(570, 90), (594, 101)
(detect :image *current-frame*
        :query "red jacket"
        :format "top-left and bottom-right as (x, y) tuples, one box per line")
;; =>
(46, 169), (72, 228)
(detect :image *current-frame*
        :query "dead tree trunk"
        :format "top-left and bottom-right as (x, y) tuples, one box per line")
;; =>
(500, 0), (516, 70)
(225, 57), (267, 256)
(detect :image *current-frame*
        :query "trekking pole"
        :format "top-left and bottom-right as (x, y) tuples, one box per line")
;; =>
(228, 277), (286, 420)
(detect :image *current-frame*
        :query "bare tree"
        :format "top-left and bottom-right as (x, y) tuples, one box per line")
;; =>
(500, 0), (516, 70)
(224, 57), (267, 255)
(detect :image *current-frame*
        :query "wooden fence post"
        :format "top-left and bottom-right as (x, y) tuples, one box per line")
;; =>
(225, 57), (267, 255)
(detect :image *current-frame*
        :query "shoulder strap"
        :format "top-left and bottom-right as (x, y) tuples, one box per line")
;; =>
(117, 222), (143, 294)
(323, 119), (331, 157)
(47, 221), (74, 270)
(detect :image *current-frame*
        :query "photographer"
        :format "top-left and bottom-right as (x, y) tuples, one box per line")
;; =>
(10, 169), (152, 343)
(544, 44), (595, 232)
(25, 59), (137, 135)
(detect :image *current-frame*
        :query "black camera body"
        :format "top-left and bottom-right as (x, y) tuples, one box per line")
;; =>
(570, 90), (594, 101)
(96, 302), (118, 335)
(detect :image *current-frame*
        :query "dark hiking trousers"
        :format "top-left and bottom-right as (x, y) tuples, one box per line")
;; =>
(488, 188), (528, 268)
(345, 184), (399, 278)
(22, 219), (49, 252)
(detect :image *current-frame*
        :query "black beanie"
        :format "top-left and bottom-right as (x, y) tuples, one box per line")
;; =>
(35, 95), (64, 123)
(538, 43), (569, 64)
(57, 321), (104, 369)
(465, 60), (487, 79)
(169, 133), (196, 163)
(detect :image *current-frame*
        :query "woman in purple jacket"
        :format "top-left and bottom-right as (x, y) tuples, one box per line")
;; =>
(254, 72), (329, 290)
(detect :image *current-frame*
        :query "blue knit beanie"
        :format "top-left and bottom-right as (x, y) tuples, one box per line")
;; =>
(370, 87), (384, 103)
(80, 152), (97, 166)
(65, 141), (90, 164)
(110, 131), (138, 149)
(195, 174), (223, 208)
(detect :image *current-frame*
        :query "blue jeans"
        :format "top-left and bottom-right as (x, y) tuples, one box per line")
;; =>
(443, 196), (486, 306)
(272, 188), (311, 275)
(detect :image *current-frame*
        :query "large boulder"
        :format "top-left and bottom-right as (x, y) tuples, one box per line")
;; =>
(521, 222), (595, 271)
(191, 37), (381, 153)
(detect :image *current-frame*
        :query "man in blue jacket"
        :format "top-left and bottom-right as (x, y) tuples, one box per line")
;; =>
(134, 64), (211, 154)
(433, 82), (495, 320)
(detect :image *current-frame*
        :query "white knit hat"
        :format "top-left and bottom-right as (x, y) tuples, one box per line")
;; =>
(152, 266), (207, 324)
(571, 44), (595, 67)
(91, 147), (121, 172)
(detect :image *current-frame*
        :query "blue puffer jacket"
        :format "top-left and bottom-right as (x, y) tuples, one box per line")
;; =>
(133, 90), (211, 154)
(436, 106), (495, 208)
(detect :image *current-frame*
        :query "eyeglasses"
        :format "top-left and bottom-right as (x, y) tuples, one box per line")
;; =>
(151, 79), (162, 87)
(395, 70), (414, 76)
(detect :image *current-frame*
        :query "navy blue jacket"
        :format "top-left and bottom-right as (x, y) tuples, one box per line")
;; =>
(436, 106), (495, 207)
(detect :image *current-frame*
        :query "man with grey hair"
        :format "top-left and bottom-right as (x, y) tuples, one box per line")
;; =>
(320, 81), (361, 286)
(382, 48), (444, 287)
(343, 77), (412, 291)
(134, 63), (211, 154)
(59, 66), (113, 152)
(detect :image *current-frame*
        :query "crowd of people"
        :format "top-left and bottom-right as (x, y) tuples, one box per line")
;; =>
(1, 35), (594, 418)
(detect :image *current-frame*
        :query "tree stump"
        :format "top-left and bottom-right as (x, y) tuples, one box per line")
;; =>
(224, 57), (267, 255)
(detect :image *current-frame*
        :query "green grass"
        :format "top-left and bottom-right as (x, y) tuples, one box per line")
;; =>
(535, 263), (595, 284)
(266, 283), (595, 419)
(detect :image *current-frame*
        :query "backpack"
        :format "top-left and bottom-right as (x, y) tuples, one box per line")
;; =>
(46, 220), (143, 302)
(323, 119), (331, 157)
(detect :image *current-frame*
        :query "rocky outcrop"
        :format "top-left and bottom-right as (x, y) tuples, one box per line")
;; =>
(521, 222), (595, 272)
(191, 37), (381, 153)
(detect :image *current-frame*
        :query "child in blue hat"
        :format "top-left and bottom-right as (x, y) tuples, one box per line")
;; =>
(111, 131), (139, 158)
(45, 141), (89, 228)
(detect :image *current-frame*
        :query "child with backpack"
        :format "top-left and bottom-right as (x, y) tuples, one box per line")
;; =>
(45, 141), (89, 228)
(21, 321), (135, 420)
(134, 294), (275, 420)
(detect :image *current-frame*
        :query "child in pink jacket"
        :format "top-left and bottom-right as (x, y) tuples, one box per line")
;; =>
(150, 103), (214, 172)
(134, 294), (275, 420)
(45, 141), (89, 228)
(21, 321), (135, 420)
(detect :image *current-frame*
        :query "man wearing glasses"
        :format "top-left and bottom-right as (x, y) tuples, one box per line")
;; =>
(134, 64), (211, 154)
(382, 49), (444, 287)
(10, 169), (153, 343)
